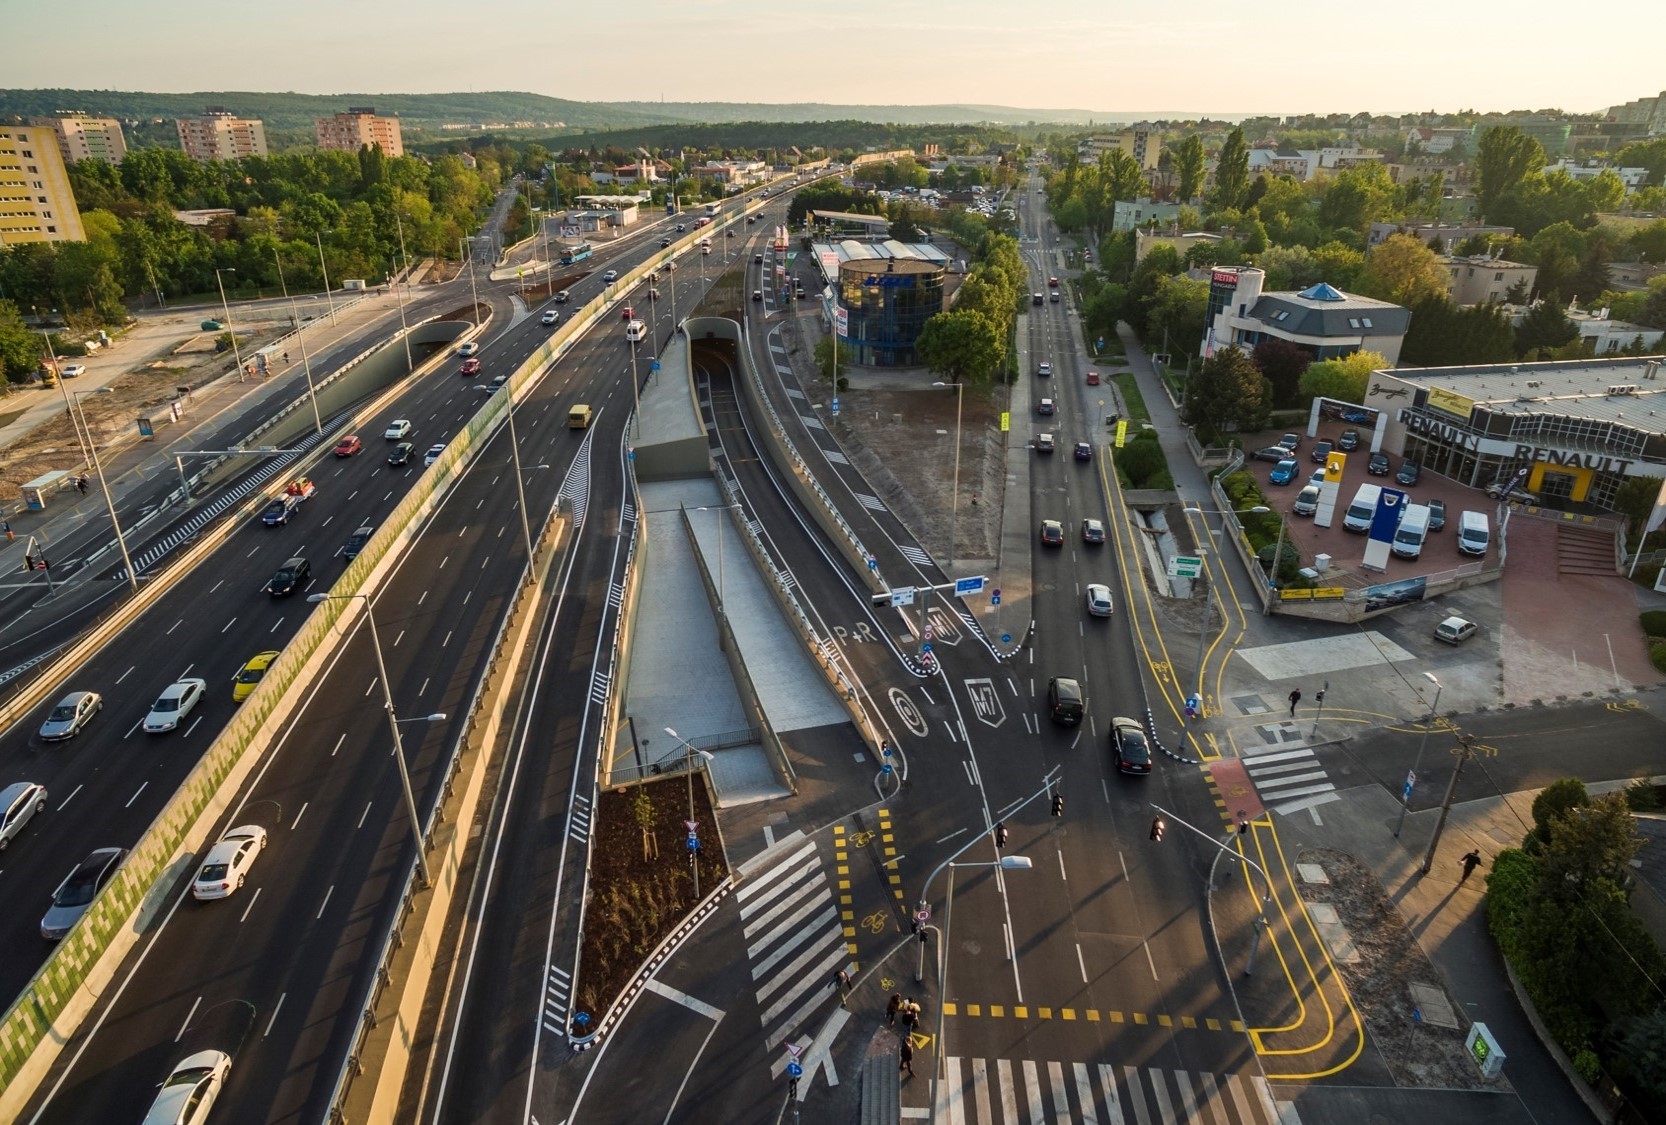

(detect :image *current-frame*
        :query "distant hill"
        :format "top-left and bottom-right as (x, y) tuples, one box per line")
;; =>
(602, 101), (1115, 126)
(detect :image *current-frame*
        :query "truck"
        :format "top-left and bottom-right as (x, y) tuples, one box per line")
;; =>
(261, 478), (316, 526)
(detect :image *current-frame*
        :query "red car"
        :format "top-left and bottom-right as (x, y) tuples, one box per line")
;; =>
(333, 436), (362, 458)
(1047, 277), (1060, 288)
(460, 358), (481, 376)
(620, 305), (635, 321)
(1086, 370), (1100, 385)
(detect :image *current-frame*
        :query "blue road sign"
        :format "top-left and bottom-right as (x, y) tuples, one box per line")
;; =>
(786, 1061), (803, 1079)
(1402, 770), (1417, 800)
(868, 555), (879, 571)
(881, 762), (893, 775)
(954, 575), (985, 596)
(651, 360), (661, 372)
(1001, 633), (1012, 644)
(991, 592), (1001, 606)
(686, 834), (699, 851)
(831, 396), (840, 416)
(921, 642), (932, 653)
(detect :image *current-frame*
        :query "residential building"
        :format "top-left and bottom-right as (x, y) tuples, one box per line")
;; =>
(1608, 261), (1666, 292)
(0, 124), (86, 244)
(1543, 159), (1650, 191)
(1605, 91), (1666, 138)
(176, 107), (268, 162)
(1473, 117), (1572, 157)
(314, 107), (403, 158)
(690, 160), (769, 187)
(1077, 128), (1162, 170)
(1111, 198), (1182, 233)
(1202, 268), (1411, 365)
(1367, 221), (1514, 250)
(1247, 145), (1384, 182)
(30, 111), (127, 165)
(1135, 230), (1220, 264)
(1442, 255), (1537, 305)
(1403, 126), (1470, 155)
(1554, 306), (1665, 355)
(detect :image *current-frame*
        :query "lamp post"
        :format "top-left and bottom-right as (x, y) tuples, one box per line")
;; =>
(664, 727), (715, 897)
(313, 230), (338, 325)
(474, 385), (535, 560)
(694, 504), (743, 613)
(1393, 672), (1442, 839)
(272, 247), (323, 434)
(214, 267), (244, 381)
(308, 592), (439, 886)
(392, 214), (414, 371)
(932, 381), (964, 567)
(1182, 504), (1269, 705)
(41, 330), (93, 467)
(68, 388), (139, 592)
(459, 237), (482, 329)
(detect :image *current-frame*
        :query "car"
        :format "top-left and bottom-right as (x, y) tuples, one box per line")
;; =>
(1081, 518), (1105, 543)
(231, 651), (280, 703)
(727, 229), (736, 238)
(659, 237), (671, 248)
(1269, 458), (1299, 485)
(1336, 428), (1360, 451)
(1111, 716), (1152, 776)
(0, 782), (47, 851)
(554, 289), (571, 303)
(1292, 484), (1321, 516)
(1037, 398), (1055, 416)
(343, 524), (374, 561)
(487, 374), (509, 394)
(191, 825), (268, 900)
(754, 253), (764, 263)
(752, 290), (763, 302)
(1085, 370), (1099, 385)
(1250, 446), (1292, 463)
(424, 443), (446, 466)
(1309, 440), (1334, 464)
(266, 556), (311, 598)
(1427, 498), (1447, 532)
(1340, 407), (1373, 424)
(1085, 583), (1114, 617)
(387, 441), (414, 466)
(41, 847), (127, 940)
(1035, 432), (1055, 454)
(1367, 451), (1391, 475)
(1049, 291), (1060, 302)
(460, 357), (481, 376)
(1277, 433), (1301, 454)
(383, 419), (412, 440)
(1309, 467), (1328, 486)
(676, 224), (686, 233)
(59, 363), (86, 379)
(333, 435), (362, 458)
(39, 690), (102, 742)
(1036, 361), (1052, 377)
(141, 1050), (232, 1125)
(1032, 292), (1044, 305)
(1434, 616), (1478, 645)
(1395, 460), (1422, 486)
(602, 270), (618, 282)
(620, 305), (635, 321)
(541, 310), (560, 326)
(456, 342), (479, 357)
(144, 678), (207, 733)
(1048, 277), (1060, 288)
(1486, 479), (1540, 504)
(1074, 441), (1093, 461)
(1040, 520), (1064, 547)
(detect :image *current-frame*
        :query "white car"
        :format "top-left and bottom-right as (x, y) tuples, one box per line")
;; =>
(192, 825), (268, 900)
(456, 342), (479, 357)
(541, 310), (560, 325)
(59, 363), (86, 378)
(1086, 584), (1114, 617)
(1036, 361), (1052, 377)
(141, 1050), (231, 1125)
(0, 782), (47, 851)
(602, 270), (619, 282)
(424, 443), (446, 466)
(383, 419), (412, 440)
(143, 678), (207, 733)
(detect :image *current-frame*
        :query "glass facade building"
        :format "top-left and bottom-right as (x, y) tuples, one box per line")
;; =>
(837, 258), (945, 367)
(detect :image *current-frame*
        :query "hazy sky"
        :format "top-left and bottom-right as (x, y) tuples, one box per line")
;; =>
(10, 0), (1663, 116)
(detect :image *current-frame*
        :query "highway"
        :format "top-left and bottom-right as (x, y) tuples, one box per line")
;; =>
(11, 194), (737, 1122)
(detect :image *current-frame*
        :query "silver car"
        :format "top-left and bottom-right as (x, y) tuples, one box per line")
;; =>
(141, 1049), (231, 1125)
(42, 846), (127, 940)
(0, 782), (47, 851)
(39, 690), (102, 741)
(1292, 484), (1321, 517)
(144, 678), (207, 734)
(1085, 584), (1114, 617)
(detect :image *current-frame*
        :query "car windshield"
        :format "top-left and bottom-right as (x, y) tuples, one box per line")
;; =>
(163, 1066), (214, 1087)
(263, 501), (285, 513)
(49, 703), (75, 721)
(198, 862), (230, 882)
(236, 666), (266, 685)
(275, 568), (296, 583)
(56, 870), (103, 907)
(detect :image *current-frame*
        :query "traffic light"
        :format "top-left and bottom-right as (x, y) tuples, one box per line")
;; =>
(37, 555), (47, 571)
(993, 821), (1009, 849)
(22, 553), (34, 573)
(1149, 816), (1166, 842)
(1315, 689), (1326, 705)
(1051, 794), (1065, 818)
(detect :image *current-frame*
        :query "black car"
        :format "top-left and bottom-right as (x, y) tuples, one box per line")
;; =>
(388, 442), (414, 466)
(1111, 716), (1152, 776)
(1367, 451), (1391, 475)
(659, 237), (671, 248)
(342, 525), (373, 561)
(266, 556), (311, 597)
(1309, 440), (1334, 464)
(1395, 460), (1421, 486)
(1337, 428), (1360, 451)
(1427, 498), (1447, 532)
(1250, 446), (1292, 463)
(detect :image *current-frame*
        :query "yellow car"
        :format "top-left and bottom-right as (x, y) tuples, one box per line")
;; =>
(232, 651), (281, 703)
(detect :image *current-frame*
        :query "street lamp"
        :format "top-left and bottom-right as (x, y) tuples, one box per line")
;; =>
(392, 213), (415, 372)
(694, 504), (744, 612)
(473, 385), (534, 560)
(1393, 672), (1442, 839)
(40, 330), (93, 467)
(307, 592), (439, 885)
(213, 268), (244, 381)
(1181, 504), (1269, 705)
(663, 727), (716, 897)
(932, 381), (964, 567)
(459, 237), (482, 329)
(68, 387), (139, 593)
(313, 229), (338, 325)
(272, 247), (323, 434)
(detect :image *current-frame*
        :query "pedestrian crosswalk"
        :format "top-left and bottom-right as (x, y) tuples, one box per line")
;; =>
(734, 838), (851, 1052)
(1241, 742), (1339, 815)
(933, 1058), (1291, 1125)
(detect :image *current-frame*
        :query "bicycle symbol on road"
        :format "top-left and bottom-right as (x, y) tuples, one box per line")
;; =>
(860, 911), (889, 934)
(848, 830), (875, 849)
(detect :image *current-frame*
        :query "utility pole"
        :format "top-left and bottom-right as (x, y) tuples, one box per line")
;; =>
(1419, 733), (1477, 876)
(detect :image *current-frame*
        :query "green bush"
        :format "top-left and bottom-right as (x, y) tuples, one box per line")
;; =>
(1642, 610), (1666, 638)
(1626, 778), (1665, 811)
(1116, 431), (1170, 488)
(1651, 638), (1666, 675)
(1484, 848), (1536, 960)
(1574, 1047), (1604, 1086)
(1634, 563), (1662, 590)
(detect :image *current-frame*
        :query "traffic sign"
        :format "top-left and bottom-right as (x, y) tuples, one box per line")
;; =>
(1169, 555), (1203, 579)
(922, 626), (934, 641)
(889, 587), (916, 607)
(953, 575), (986, 596)
(916, 907), (930, 923)
(1000, 633), (1012, 644)
(1402, 770), (1417, 800)
(651, 359), (661, 372)
(991, 590), (1001, 606)
(831, 396), (840, 416)
(868, 555), (879, 572)
(686, 834), (699, 851)
(921, 642), (933, 654)
(786, 1061), (803, 1079)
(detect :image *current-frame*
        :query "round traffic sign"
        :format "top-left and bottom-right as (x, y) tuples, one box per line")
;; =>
(787, 1060), (803, 1078)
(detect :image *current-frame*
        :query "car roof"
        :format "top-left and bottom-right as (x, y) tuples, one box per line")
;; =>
(1, 780), (39, 803)
(57, 690), (95, 705)
(281, 556), (306, 567)
(159, 680), (199, 697)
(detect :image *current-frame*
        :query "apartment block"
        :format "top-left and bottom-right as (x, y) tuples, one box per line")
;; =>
(314, 107), (404, 158)
(30, 111), (128, 165)
(0, 125), (86, 244)
(1077, 127), (1162, 170)
(1442, 255), (1537, 305)
(176, 107), (268, 162)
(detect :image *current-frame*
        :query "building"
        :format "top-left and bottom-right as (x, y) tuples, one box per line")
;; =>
(1247, 146), (1383, 182)
(1558, 307), (1665, 355)
(30, 111), (127, 165)
(1202, 268), (1411, 365)
(176, 107), (268, 162)
(0, 124), (86, 244)
(314, 107), (403, 158)
(690, 160), (769, 187)
(1135, 229), (1221, 264)
(1368, 221), (1514, 250)
(811, 240), (949, 367)
(1077, 128), (1162, 170)
(1605, 91), (1666, 138)
(1543, 159), (1650, 191)
(809, 209), (891, 241)
(1360, 356), (1666, 510)
(1404, 126), (1471, 155)
(1111, 198), (1183, 233)
(1443, 255), (1537, 305)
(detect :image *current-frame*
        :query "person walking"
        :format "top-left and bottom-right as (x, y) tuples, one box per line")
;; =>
(899, 1038), (915, 1079)
(1288, 688), (1302, 717)
(831, 968), (851, 1008)
(886, 993), (901, 1027)
(75, 475), (88, 496)
(1459, 849), (1484, 883)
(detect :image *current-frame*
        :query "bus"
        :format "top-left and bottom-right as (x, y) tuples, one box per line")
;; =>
(559, 242), (593, 265)
(705, 202), (721, 217)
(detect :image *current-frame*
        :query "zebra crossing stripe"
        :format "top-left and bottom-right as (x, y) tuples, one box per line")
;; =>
(751, 905), (837, 986)
(824, 449), (849, 464)
(736, 841), (816, 905)
(1124, 1066), (1151, 1125)
(855, 493), (886, 512)
(900, 544), (931, 565)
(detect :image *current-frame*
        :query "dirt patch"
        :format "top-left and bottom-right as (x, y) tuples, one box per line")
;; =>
(573, 776), (729, 1021)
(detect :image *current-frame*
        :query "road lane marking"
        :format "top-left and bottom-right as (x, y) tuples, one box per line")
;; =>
(115, 666), (135, 685)
(56, 784), (82, 810)
(174, 995), (201, 1042)
(331, 733), (346, 757)
(263, 992), (286, 1037)
(125, 782), (147, 808)
(357, 801), (373, 829)
(316, 886), (333, 918)
(642, 978), (724, 1021)
(291, 802), (308, 830)
(365, 677), (377, 697)
(221, 617), (237, 633)
(239, 887), (261, 923)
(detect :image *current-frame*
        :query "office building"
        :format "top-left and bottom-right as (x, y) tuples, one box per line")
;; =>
(1202, 267), (1411, 365)
(176, 107), (268, 162)
(30, 112), (127, 165)
(314, 107), (404, 158)
(0, 124), (86, 244)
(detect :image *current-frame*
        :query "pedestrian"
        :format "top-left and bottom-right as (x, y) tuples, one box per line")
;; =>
(2, 519), (11, 542)
(971, 492), (979, 506)
(831, 968), (851, 1007)
(76, 475), (88, 496)
(899, 1038), (915, 1078)
(1288, 688), (1302, 717)
(901, 999), (920, 1034)
(1459, 849), (1484, 883)
(283, 350), (290, 364)
(886, 993), (901, 1027)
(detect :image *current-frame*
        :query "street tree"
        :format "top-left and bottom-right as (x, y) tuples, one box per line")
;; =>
(1515, 296), (1579, 358)
(0, 300), (43, 384)
(1146, 274), (1209, 358)
(1250, 337), (1311, 407)
(1211, 128), (1251, 212)
(1310, 241), (1366, 290)
(915, 308), (1005, 384)
(1476, 126), (1546, 217)
(1299, 350), (1386, 406)
(1355, 233), (1450, 306)
(1185, 344), (1270, 434)
(1173, 134), (1206, 202)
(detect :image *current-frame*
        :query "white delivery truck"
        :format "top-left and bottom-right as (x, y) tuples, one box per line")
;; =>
(1342, 483), (1382, 533)
(1457, 510), (1490, 557)
(1392, 503), (1431, 559)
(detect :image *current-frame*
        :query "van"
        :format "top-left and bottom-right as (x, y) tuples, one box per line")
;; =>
(1342, 483), (1382, 533)
(1457, 510), (1490, 557)
(625, 320), (647, 342)
(567, 404), (593, 430)
(1391, 503), (1431, 559)
(1047, 677), (1084, 726)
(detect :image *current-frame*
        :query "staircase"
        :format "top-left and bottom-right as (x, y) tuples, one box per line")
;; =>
(1557, 525), (1619, 576)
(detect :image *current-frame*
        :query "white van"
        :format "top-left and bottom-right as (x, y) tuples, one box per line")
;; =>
(625, 320), (647, 343)
(1392, 503), (1431, 559)
(1342, 483), (1382, 533)
(1457, 510), (1490, 557)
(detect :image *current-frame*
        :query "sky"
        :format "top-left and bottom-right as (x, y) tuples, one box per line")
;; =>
(10, 0), (1665, 117)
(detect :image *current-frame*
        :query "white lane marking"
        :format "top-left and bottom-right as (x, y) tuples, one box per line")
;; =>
(125, 782), (147, 808)
(291, 802), (308, 830)
(263, 992), (286, 1037)
(642, 978), (725, 1021)
(174, 995), (201, 1042)
(316, 886), (334, 919)
(239, 888), (262, 924)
